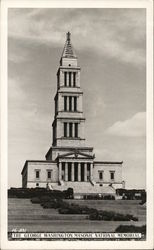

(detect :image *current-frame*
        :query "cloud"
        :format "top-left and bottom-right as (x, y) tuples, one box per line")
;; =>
(8, 8), (146, 67)
(106, 112), (146, 137)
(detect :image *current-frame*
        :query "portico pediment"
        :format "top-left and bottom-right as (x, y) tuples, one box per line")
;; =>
(57, 150), (94, 160)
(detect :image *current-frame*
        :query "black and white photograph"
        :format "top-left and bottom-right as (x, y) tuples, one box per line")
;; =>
(0, 0), (153, 249)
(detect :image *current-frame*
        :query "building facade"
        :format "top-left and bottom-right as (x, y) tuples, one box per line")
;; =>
(21, 32), (125, 196)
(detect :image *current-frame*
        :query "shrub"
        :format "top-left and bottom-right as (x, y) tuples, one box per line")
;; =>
(42, 201), (59, 209)
(59, 206), (82, 214)
(58, 208), (70, 214)
(89, 212), (99, 220)
(103, 195), (115, 200)
(63, 188), (74, 199)
(39, 196), (52, 203)
(31, 197), (40, 204)
(115, 225), (146, 234)
(88, 210), (138, 221)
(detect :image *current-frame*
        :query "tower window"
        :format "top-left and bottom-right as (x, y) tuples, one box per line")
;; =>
(69, 123), (73, 137)
(74, 97), (77, 111)
(69, 96), (72, 111)
(64, 96), (67, 111)
(69, 72), (71, 87)
(64, 123), (67, 137)
(64, 72), (67, 86)
(110, 171), (115, 180)
(73, 72), (76, 87)
(75, 123), (78, 138)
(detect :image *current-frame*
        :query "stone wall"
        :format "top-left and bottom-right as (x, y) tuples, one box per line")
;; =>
(26, 161), (58, 188)
(93, 162), (123, 184)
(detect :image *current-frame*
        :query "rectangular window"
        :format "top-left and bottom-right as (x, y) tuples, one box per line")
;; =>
(47, 171), (52, 179)
(69, 96), (72, 111)
(64, 96), (67, 111)
(64, 123), (67, 137)
(110, 171), (115, 180)
(69, 72), (71, 86)
(73, 72), (76, 86)
(36, 170), (40, 179)
(99, 172), (103, 180)
(69, 123), (72, 137)
(64, 72), (67, 86)
(75, 123), (78, 138)
(74, 97), (77, 111)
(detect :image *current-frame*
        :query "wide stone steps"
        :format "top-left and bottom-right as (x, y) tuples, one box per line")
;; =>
(51, 182), (116, 194)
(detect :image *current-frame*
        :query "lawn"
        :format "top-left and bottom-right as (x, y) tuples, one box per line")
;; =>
(8, 198), (146, 234)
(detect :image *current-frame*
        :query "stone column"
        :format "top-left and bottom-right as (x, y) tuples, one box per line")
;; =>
(67, 123), (69, 137)
(65, 162), (68, 181)
(72, 123), (74, 137)
(71, 162), (74, 181)
(78, 163), (81, 182)
(90, 163), (93, 181)
(59, 162), (62, 182)
(84, 163), (87, 182)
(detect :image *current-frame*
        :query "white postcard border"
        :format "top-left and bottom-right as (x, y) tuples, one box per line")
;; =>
(1, 0), (153, 249)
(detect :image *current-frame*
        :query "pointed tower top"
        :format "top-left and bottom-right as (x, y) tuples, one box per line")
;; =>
(67, 31), (71, 41)
(61, 32), (77, 59)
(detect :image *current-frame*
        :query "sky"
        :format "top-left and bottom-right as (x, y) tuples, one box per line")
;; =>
(8, 8), (146, 189)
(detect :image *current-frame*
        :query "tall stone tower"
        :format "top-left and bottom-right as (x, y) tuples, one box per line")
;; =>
(22, 32), (124, 193)
(45, 32), (94, 161)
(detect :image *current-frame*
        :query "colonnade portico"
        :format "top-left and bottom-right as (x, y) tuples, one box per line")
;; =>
(58, 161), (93, 182)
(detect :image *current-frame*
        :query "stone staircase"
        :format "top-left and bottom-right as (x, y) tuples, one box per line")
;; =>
(50, 181), (116, 195)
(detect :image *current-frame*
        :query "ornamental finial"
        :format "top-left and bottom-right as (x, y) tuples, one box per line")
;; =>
(66, 31), (71, 41)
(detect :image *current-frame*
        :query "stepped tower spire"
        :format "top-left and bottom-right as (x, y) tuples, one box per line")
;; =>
(45, 32), (94, 162)
(50, 32), (85, 151)
(61, 32), (77, 59)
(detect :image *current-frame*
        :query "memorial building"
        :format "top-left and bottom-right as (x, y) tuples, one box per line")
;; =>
(21, 32), (125, 197)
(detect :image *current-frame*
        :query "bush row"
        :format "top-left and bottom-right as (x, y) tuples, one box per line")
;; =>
(8, 187), (73, 199)
(115, 225), (146, 233)
(30, 197), (138, 221)
(89, 211), (138, 221)
(83, 195), (115, 200)
(116, 188), (146, 201)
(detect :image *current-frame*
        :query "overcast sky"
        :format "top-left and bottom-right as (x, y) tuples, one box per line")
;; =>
(8, 8), (146, 189)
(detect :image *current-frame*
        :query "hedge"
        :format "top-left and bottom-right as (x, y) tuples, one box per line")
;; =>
(89, 211), (138, 221)
(83, 194), (115, 200)
(115, 225), (146, 233)
(8, 187), (74, 199)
